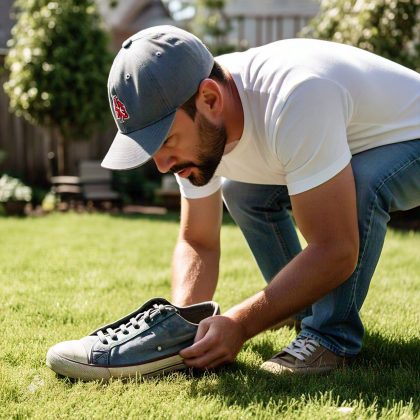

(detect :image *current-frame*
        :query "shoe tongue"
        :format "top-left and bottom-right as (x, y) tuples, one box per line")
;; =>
(140, 303), (178, 319)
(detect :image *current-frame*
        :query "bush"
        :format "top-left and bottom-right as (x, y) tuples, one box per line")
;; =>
(4, 0), (113, 173)
(302, 0), (419, 71)
(0, 174), (32, 202)
(113, 161), (162, 204)
(191, 0), (236, 55)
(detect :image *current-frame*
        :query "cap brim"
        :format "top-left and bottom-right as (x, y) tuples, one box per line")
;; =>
(101, 111), (176, 170)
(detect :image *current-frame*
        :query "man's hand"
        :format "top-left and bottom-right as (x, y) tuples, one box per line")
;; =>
(179, 315), (247, 369)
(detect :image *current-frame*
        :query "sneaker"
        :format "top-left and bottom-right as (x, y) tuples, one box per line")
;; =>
(260, 336), (349, 375)
(46, 297), (220, 381)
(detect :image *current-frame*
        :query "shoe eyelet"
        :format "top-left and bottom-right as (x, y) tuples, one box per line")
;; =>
(157, 346), (162, 351)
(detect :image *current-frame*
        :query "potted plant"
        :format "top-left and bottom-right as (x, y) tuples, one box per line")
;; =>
(0, 174), (32, 216)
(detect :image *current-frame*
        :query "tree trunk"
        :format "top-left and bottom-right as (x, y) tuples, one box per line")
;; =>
(44, 128), (55, 179)
(54, 127), (68, 175)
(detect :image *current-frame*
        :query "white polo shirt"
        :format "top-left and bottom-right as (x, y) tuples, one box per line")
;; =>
(176, 39), (420, 198)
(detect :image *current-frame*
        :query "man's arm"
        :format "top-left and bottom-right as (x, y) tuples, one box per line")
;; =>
(171, 190), (223, 306)
(180, 164), (360, 368)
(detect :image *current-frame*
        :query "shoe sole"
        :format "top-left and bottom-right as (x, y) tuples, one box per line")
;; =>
(261, 360), (341, 375)
(46, 348), (186, 381)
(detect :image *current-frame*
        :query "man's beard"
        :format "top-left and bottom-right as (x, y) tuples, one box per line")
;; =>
(171, 113), (227, 187)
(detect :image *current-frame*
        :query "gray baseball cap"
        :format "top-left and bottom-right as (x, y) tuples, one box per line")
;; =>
(102, 25), (214, 170)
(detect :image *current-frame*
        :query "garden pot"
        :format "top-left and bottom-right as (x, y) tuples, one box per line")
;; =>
(3, 200), (28, 216)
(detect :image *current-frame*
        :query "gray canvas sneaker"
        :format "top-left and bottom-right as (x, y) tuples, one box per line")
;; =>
(46, 297), (220, 381)
(260, 336), (349, 375)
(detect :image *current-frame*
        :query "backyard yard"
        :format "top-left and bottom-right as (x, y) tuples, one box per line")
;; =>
(0, 212), (419, 419)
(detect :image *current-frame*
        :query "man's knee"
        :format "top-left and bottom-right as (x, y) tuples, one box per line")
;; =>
(351, 141), (420, 215)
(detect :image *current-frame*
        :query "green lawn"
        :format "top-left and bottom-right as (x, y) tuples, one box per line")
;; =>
(0, 213), (419, 419)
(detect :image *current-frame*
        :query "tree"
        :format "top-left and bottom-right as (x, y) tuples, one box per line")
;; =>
(4, 0), (112, 174)
(191, 0), (236, 55)
(302, 0), (419, 71)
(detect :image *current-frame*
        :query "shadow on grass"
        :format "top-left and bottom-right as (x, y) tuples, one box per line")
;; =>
(109, 210), (180, 223)
(51, 333), (420, 413)
(389, 207), (420, 232)
(109, 210), (237, 226)
(107, 205), (420, 231)
(185, 330), (420, 411)
(50, 330), (419, 413)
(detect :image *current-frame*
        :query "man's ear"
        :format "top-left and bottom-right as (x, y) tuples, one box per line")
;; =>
(195, 79), (223, 120)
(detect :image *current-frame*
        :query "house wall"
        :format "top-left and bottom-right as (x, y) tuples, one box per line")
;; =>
(97, 0), (173, 50)
(225, 0), (319, 48)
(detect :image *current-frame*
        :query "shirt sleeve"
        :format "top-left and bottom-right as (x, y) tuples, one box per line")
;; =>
(175, 173), (222, 199)
(273, 77), (353, 195)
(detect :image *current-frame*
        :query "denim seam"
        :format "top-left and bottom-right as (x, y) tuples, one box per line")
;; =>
(373, 156), (420, 202)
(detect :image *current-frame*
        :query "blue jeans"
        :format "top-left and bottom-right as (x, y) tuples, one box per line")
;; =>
(222, 139), (420, 357)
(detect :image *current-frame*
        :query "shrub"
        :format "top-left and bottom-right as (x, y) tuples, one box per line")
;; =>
(4, 0), (113, 173)
(302, 0), (419, 71)
(0, 174), (32, 202)
(191, 0), (236, 55)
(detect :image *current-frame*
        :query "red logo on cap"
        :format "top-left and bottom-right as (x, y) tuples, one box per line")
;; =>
(113, 95), (129, 121)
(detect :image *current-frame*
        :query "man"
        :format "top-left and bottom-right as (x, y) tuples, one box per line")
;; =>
(102, 25), (420, 374)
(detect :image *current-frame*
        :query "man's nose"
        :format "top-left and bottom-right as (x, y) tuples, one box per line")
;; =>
(153, 150), (175, 173)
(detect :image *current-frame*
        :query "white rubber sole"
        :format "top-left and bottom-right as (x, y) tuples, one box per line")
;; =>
(46, 348), (186, 381)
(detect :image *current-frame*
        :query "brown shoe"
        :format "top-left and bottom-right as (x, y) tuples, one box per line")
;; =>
(261, 336), (349, 375)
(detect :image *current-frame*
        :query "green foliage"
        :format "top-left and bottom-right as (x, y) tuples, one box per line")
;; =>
(0, 174), (32, 202)
(302, 0), (420, 71)
(0, 149), (6, 165)
(192, 0), (235, 56)
(113, 162), (162, 204)
(4, 0), (113, 140)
